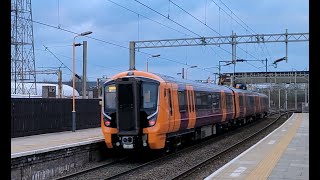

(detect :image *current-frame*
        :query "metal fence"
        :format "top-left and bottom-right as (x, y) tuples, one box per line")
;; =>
(11, 98), (101, 138)
(256, 85), (309, 112)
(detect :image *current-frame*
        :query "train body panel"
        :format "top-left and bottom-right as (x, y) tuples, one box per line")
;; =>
(233, 91), (240, 119)
(101, 70), (269, 150)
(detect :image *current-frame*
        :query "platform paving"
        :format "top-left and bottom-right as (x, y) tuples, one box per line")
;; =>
(204, 113), (309, 180)
(11, 127), (104, 158)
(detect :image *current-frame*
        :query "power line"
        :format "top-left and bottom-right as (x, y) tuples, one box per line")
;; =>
(209, 0), (268, 59)
(43, 45), (72, 73)
(134, 0), (202, 37)
(10, 12), (240, 74)
(38, 47), (125, 72)
(27, 16), (202, 69)
(62, 72), (98, 80)
(217, 0), (255, 34)
(237, 45), (259, 60)
(42, 44), (72, 48)
(169, 0), (220, 35)
(210, 0), (249, 34)
(11, 13), (263, 76)
(216, 0), (271, 60)
(168, 0), (259, 61)
(13, 15), (196, 68)
(107, 0), (192, 37)
(168, 0), (230, 58)
(243, 61), (264, 71)
(208, 46), (224, 61)
(13, 14), (130, 50)
(35, 48), (83, 63)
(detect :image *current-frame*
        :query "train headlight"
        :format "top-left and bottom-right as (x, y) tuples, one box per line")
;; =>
(148, 119), (156, 126)
(103, 116), (112, 127)
(147, 114), (158, 127)
(104, 120), (111, 127)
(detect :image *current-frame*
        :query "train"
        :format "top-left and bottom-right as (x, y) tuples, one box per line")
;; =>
(101, 70), (269, 150)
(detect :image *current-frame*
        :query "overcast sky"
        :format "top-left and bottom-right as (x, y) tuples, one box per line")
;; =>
(30, 0), (309, 82)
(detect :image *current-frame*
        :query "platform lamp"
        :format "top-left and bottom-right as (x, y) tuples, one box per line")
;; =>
(72, 31), (92, 132)
(185, 65), (197, 80)
(146, 54), (160, 72)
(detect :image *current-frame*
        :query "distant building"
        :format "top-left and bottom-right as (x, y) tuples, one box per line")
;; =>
(11, 82), (79, 98)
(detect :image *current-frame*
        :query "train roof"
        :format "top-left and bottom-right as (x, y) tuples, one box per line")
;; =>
(154, 72), (268, 96)
(228, 86), (268, 97)
(108, 70), (268, 96)
(152, 73), (233, 92)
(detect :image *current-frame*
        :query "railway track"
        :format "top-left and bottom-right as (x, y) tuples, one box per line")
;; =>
(103, 113), (282, 180)
(171, 111), (291, 180)
(54, 156), (129, 180)
(54, 111), (290, 180)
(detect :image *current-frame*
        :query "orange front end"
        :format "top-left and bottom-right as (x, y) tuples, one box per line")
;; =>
(101, 119), (118, 148)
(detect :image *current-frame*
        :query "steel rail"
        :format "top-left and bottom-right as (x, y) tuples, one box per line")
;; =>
(171, 111), (291, 180)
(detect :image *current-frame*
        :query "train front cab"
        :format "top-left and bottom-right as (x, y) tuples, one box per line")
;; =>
(101, 74), (168, 150)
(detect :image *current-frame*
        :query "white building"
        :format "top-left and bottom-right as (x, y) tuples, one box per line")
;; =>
(11, 82), (80, 98)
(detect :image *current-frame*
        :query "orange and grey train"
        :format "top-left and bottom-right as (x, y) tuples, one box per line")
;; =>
(101, 70), (269, 150)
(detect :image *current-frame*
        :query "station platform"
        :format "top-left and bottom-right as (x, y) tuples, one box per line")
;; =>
(11, 127), (104, 158)
(205, 113), (309, 180)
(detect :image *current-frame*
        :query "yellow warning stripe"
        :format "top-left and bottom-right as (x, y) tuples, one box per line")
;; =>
(246, 114), (302, 180)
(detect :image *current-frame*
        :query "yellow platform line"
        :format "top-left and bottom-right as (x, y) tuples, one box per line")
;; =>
(245, 114), (302, 180)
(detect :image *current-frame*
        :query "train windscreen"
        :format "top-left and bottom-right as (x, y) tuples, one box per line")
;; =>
(104, 84), (116, 113)
(140, 82), (158, 116)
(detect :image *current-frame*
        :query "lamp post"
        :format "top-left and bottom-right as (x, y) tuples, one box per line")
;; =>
(272, 57), (286, 68)
(185, 65), (197, 80)
(218, 61), (233, 85)
(204, 66), (219, 84)
(218, 59), (246, 86)
(72, 31), (92, 132)
(218, 61), (233, 76)
(206, 73), (219, 84)
(177, 68), (184, 79)
(146, 54), (160, 72)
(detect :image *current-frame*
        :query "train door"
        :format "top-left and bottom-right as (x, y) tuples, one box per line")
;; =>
(116, 80), (140, 135)
(186, 86), (196, 129)
(220, 90), (227, 122)
(166, 83), (175, 132)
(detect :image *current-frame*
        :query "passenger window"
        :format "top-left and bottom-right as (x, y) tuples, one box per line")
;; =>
(188, 92), (191, 112)
(178, 91), (186, 112)
(168, 89), (172, 115)
(212, 93), (220, 109)
(239, 94), (243, 107)
(191, 91), (195, 112)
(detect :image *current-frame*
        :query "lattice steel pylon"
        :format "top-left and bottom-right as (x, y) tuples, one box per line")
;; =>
(11, 0), (37, 95)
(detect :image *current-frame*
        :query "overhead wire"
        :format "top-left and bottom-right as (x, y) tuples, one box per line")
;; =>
(167, 0), (260, 62)
(108, 0), (230, 70)
(127, 0), (256, 72)
(13, 1), (273, 78)
(133, 0), (202, 37)
(169, 0), (220, 35)
(12, 14), (197, 68)
(107, 1), (232, 70)
(167, 0), (236, 58)
(106, 0), (192, 37)
(213, 0), (269, 60)
(43, 45), (73, 73)
(39, 2), (263, 74)
(218, 0), (273, 61)
(37, 47), (127, 73)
